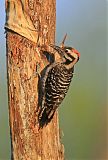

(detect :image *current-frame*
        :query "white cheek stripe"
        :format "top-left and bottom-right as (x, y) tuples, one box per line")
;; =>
(71, 52), (78, 59)
(65, 55), (72, 61)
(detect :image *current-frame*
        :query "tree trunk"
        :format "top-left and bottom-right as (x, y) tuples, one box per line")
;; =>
(5, 0), (64, 159)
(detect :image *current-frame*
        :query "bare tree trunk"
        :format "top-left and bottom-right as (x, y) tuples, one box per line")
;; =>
(5, 0), (64, 159)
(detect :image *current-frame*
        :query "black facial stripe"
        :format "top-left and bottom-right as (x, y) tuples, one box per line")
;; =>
(65, 52), (73, 60)
(64, 59), (72, 65)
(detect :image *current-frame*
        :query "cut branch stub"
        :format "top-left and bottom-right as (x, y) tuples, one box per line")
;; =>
(60, 33), (67, 48)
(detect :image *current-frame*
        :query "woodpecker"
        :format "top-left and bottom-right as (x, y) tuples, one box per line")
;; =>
(38, 36), (80, 128)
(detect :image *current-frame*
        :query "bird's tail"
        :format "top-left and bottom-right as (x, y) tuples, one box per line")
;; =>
(38, 107), (55, 128)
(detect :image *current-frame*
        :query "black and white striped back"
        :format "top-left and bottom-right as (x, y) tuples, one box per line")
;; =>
(38, 62), (74, 127)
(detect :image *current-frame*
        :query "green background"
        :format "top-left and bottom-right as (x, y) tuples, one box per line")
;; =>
(0, 0), (107, 159)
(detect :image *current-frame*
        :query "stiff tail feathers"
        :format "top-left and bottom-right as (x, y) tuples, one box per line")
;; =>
(38, 107), (55, 128)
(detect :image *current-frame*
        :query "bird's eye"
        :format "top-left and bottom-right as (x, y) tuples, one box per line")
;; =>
(65, 49), (68, 53)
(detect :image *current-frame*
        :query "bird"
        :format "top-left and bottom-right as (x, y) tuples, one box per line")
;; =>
(38, 35), (80, 128)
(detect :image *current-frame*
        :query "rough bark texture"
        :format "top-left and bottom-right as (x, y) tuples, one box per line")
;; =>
(6, 0), (64, 159)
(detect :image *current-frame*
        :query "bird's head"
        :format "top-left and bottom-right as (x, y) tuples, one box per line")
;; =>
(49, 34), (80, 68)
(63, 46), (80, 63)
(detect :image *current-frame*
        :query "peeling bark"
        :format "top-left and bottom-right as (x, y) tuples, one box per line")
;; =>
(6, 0), (64, 159)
